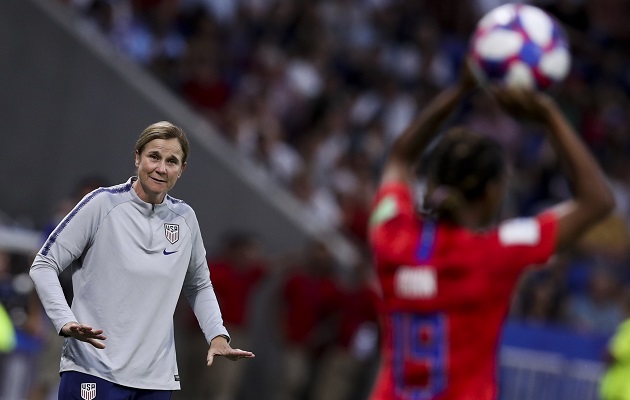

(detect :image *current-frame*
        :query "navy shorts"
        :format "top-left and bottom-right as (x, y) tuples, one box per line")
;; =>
(59, 371), (173, 400)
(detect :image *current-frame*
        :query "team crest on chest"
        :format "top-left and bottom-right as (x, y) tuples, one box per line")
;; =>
(164, 223), (180, 244)
(80, 383), (96, 400)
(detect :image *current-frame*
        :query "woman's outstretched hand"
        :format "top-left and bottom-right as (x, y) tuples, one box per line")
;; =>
(490, 85), (556, 122)
(61, 322), (106, 349)
(207, 335), (255, 366)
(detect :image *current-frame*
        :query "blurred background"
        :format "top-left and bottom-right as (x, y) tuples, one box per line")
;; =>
(0, 0), (629, 399)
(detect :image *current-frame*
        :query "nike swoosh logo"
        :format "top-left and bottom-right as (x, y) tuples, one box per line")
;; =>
(163, 249), (178, 255)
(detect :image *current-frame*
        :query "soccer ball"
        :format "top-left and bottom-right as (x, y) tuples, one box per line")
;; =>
(469, 3), (571, 90)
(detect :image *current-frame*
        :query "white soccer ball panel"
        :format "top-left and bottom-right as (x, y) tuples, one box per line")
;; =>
(519, 5), (554, 47)
(475, 29), (523, 60)
(505, 61), (535, 88)
(539, 47), (571, 80)
(478, 4), (518, 30)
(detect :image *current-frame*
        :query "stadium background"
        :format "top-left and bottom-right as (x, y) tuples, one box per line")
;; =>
(1, 0), (629, 399)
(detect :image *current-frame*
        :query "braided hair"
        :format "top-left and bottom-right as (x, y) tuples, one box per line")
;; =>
(424, 127), (506, 221)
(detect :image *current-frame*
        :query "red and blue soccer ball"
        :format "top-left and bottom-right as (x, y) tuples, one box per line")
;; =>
(469, 3), (571, 90)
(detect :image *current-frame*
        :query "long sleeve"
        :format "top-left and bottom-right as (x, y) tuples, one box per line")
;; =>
(30, 191), (102, 334)
(183, 260), (230, 344)
(182, 213), (229, 343)
(30, 257), (76, 334)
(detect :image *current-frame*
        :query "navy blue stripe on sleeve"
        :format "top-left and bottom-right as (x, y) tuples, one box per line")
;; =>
(41, 183), (131, 256)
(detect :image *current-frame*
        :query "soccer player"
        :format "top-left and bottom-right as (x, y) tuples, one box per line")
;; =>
(367, 63), (615, 399)
(30, 121), (254, 399)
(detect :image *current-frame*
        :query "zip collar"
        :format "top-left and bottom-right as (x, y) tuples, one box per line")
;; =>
(128, 177), (170, 216)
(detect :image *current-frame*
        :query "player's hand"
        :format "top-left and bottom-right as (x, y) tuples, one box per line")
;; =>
(61, 321), (106, 349)
(491, 85), (556, 122)
(207, 335), (255, 366)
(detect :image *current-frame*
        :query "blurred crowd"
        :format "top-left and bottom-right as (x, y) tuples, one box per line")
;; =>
(1, 0), (630, 398)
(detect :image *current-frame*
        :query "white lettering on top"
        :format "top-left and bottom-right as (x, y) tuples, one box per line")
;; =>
(498, 218), (540, 246)
(394, 266), (437, 298)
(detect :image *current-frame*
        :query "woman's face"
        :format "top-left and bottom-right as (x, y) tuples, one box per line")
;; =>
(134, 138), (187, 204)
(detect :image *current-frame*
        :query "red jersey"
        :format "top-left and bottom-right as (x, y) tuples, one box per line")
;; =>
(209, 259), (266, 327)
(368, 182), (557, 400)
(282, 270), (341, 348)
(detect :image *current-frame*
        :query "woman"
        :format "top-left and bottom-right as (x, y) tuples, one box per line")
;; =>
(367, 64), (614, 399)
(30, 121), (253, 399)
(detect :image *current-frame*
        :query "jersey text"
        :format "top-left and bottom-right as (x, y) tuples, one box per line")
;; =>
(395, 266), (437, 298)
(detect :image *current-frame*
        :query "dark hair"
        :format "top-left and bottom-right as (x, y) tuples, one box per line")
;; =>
(135, 121), (190, 164)
(424, 127), (505, 219)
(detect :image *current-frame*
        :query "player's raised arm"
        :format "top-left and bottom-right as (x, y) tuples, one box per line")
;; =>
(380, 62), (479, 186)
(493, 87), (615, 252)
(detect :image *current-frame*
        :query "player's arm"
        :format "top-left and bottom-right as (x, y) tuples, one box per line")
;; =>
(183, 215), (254, 364)
(493, 88), (615, 252)
(381, 62), (478, 186)
(184, 260), (254, 364)
(185, 263), (255, 365)
(30, 194), (107, 348)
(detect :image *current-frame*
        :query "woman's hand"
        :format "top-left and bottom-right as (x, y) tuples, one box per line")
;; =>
(61, 322), (106, 349)
(491, 85), (556, 122)
(207, 335), (255, 366)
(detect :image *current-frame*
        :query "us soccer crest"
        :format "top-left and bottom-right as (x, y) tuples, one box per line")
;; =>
(164, 223), (180, 244)
(80, 383), (96, 400)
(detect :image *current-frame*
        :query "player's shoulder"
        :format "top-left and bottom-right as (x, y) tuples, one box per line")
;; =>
(442, 217), (544, 253)
(370, 181), (416, 227)
(495, 213), (556, 247)
(76, 180), (134, 210)
(165, 194), (195, 216)
(165, 194), (190, 208)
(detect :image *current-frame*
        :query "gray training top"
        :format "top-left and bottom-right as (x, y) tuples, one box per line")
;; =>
(30, 177), (229, 390)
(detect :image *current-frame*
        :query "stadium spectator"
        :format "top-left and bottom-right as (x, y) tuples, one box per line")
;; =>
(566, 264), (624, 334)
(367, 59), (614, 399)
(179, 8), (232, 120)
(291, 170), (343, 232)
(123, 0), (186, 68)
(512, 258), (569, 325)
(279, 240), (342, 400)
(310, 253), (380, 400)
(29, 121), (253, 398)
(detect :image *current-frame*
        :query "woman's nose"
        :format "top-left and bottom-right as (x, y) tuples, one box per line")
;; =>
(156, 160), (167, 173)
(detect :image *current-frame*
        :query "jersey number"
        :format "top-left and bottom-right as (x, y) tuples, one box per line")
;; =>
(392, 312), (448, 399)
